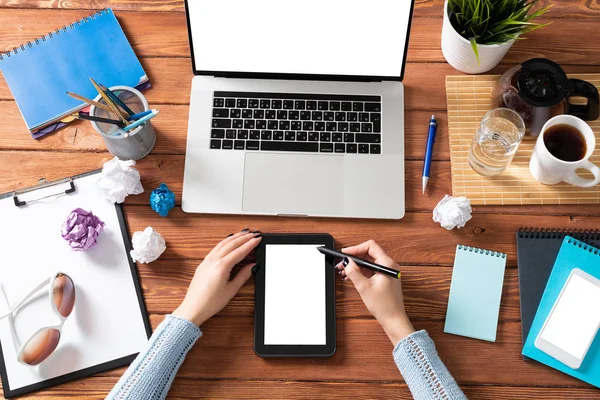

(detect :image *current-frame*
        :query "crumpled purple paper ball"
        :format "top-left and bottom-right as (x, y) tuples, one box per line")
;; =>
(61, 208), (105, 251)
(150, 183), (175, 217)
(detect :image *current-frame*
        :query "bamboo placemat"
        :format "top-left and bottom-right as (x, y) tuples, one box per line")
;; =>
(446, 74), (600, 205)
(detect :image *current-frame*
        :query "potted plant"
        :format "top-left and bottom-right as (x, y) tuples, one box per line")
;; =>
(441, 0), (550, 74)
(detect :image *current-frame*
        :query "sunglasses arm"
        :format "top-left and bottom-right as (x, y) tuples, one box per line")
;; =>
(0, 278), (51, 320)
(0, 284), (21, 352)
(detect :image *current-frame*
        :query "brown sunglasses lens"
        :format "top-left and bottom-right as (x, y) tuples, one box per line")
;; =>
(53, 274), (76, 318)
(20, 328), (61, 365)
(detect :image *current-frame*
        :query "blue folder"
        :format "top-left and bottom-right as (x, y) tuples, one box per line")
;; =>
(522, 236), (600, 388)
(0, 8), (148, 138)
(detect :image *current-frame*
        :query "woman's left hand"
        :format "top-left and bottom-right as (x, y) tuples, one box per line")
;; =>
(173, 229), (262, 326)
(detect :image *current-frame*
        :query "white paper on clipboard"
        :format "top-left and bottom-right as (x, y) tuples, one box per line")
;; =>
(0, 171), (149, 395)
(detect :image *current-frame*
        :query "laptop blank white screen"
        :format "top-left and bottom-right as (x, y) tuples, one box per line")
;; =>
(186, 0), (413, 78)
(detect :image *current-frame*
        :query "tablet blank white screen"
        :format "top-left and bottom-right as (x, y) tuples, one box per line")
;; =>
(264, 245), (326, 345)
(540, 272), (600, 359)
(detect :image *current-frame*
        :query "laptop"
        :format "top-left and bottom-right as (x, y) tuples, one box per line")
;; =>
(182, 0), (415, 219)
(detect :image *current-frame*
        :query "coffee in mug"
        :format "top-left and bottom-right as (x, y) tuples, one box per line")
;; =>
(530, 115), (600, 187)
(543, 124), (587, 162)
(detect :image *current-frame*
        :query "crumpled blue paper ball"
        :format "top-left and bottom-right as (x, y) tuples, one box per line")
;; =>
(150, 183), (175, 217)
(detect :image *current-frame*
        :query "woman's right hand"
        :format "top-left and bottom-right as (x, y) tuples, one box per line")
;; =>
(338, 240), (415, 346)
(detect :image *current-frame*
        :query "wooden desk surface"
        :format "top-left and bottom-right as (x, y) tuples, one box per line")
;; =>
(1, 1), (599, 398)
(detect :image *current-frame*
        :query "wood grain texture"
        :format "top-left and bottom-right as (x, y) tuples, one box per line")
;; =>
(1, 0), (598, 18)
(1, 11), (600, 64)
(1, 1), (600, 398)
(2, 150), (600, 216)
(1, 61), (599, 109)
(122, 316), (586, 387)
(138, 259), (521, 321)
(0, 104), (447, 160)
(12, 377), (600, 400)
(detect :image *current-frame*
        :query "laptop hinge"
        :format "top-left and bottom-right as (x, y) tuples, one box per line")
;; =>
(203, 71), (387, 83)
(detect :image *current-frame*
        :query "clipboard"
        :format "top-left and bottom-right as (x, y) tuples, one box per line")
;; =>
(0, 170), (151, 398)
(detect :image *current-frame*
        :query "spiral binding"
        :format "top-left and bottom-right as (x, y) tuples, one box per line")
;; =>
(518, 228), (600, 241)
(457, 244), (506, 258)
(0, 9), (110, 61)
(567, 237), (600, 256)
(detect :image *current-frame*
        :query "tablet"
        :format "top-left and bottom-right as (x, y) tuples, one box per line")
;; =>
(254, 234), (336, 357)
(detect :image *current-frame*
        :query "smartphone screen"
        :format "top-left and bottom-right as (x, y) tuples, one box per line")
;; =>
(539, 272), (600, 359)
(263, 244), (326, 345)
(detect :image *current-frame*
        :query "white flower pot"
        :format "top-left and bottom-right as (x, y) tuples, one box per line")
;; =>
(441, 0), (515, 74)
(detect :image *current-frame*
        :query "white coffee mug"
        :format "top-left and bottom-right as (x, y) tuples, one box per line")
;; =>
(530, 115), (600, 187)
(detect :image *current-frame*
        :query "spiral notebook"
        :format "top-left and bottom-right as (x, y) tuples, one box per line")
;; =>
(522, 237), (600, 388)
(444, 245), (507, 342)
(516, 229), (600, 358)
(0, 8), (149, 138)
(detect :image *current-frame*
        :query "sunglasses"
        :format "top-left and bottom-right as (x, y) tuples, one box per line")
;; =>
(0, 273), (76, 365)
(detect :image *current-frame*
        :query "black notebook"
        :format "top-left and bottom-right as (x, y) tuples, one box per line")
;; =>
(516, 228), (600, 359)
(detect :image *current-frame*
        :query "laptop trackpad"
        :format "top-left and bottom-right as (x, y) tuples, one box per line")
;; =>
(242, 153), (344, 215)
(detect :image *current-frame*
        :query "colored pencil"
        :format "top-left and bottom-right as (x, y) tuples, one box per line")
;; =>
(71, 112), (125, 127)
(98, 83), (135, 117)
(66, 92), (113, 112)
(89, 78), (129, 126)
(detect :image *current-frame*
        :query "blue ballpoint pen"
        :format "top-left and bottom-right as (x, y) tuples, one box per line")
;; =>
(422, 115), (438, 194)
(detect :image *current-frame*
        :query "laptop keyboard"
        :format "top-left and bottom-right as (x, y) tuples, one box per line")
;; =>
(210, 91), (382, 154)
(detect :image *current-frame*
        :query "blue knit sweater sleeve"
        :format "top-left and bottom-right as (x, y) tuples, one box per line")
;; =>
(107, 319), (463, 400)
(393, 330), (467, 400)
(106, 315), (202, 400)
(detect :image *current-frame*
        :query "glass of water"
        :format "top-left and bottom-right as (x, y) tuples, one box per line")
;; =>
(468, 108), (526, 176)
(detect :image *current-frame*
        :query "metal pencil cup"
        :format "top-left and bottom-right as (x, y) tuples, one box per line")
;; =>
(90, 86), (156, 161)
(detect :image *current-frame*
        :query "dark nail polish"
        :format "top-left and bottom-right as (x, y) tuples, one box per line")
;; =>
(227, 233), (234, 237)
(252, 230), (261, 234)
(254, 233), (262, 238)
(251, 266), (258, 274)
(241, 228), (250, 233)
(343, 257), (349, 267)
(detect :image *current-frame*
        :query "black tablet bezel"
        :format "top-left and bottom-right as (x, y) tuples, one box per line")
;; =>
(254, 234), (336, 357)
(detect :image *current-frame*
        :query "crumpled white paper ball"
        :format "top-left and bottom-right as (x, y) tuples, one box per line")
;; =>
(97, 157), (144, 204)
(432, 195), (472, 230)
(130, 227), (166, 264)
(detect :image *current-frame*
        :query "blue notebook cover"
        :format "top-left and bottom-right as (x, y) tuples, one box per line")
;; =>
(0, 8), (148, 137)
(444, 245), (507, 342)
(522, 236), (600, 388)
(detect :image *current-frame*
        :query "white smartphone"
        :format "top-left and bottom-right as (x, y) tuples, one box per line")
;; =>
(535, 268), (600, 369)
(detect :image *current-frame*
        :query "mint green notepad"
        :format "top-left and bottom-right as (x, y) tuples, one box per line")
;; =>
(444, 245), (507, 342)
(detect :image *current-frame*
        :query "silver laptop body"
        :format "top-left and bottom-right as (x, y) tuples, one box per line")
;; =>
(182, 0), (415, 220)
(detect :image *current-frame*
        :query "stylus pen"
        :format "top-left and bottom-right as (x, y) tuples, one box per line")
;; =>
(422, 114), (438, 194)
(316, 247), (401, 279)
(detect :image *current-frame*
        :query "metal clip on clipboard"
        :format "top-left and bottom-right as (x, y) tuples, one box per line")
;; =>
(13, 177), (76, 207)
